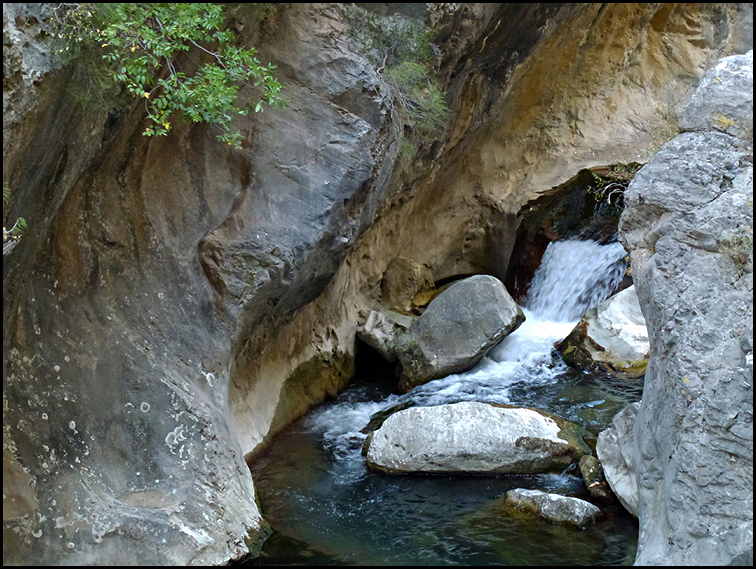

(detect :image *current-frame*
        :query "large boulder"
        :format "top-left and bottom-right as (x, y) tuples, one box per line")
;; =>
(500, 488), (602, 529)
(396, 275), (525, 392)
(558, 285), (649, 378)
(619, 51), (753, 565)
(364, 401), (591, 474)
(595, 403), (640, 516)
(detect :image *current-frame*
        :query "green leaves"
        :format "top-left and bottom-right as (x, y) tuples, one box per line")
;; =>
(89, 3), (285, 149)
(586, 163), (642, 211)
(345, 5), (448, 162)
(3, 183), (27, 253)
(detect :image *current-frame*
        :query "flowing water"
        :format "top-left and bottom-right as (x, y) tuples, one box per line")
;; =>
(247, 240), (641, 566)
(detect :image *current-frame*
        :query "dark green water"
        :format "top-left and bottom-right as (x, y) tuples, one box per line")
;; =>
(246, 364), (640, 566)
(246, 240), (641, 565)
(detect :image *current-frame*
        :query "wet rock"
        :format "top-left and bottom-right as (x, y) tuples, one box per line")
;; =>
(596, 403), (640, 517)
(396, 275), (525, 392)
(619, 50), (753, 566)
(558, 285), (649, 379)
(501, 488), (602, 529)
(380, 256), (436, 315)
(364, 401), (591, 474)
(579, 455), (613, 501)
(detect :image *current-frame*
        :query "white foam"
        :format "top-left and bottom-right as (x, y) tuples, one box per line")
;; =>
(304, 240), (628, 477)
(525, 240), (626, 321)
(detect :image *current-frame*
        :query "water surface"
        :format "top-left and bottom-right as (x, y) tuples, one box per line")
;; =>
(247, 240), (641, 565)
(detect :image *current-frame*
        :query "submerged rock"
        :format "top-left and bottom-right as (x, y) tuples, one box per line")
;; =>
(558, 285), (649, 378)
(364, 401), (591, 474)
(396, 275), (525, 392)
(579, 455), (614, 501)
(501, 488), (602, 528)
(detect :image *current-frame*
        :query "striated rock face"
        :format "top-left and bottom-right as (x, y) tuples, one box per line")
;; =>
(364, 401), (591, 474)
(3, 2), (752, 565)
(619, 51), (753, 565)
(396, 275), (524, 392)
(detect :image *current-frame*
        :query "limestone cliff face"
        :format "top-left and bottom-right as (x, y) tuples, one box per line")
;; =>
(620, 51), (753, 565)
(2, 3), (752, 565)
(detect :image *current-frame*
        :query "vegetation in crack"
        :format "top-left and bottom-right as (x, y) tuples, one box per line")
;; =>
(3, 183), (27, 256)
(647, 96), (682, 154)
(587, 163), (643, 212)
(344, 5), (450, 163)
(49, 3), (286, 148)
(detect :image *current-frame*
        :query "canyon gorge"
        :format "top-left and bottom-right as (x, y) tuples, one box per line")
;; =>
(3, 3), (752, 565)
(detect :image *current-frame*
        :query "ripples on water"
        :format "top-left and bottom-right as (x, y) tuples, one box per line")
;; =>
(247, 240), (640, 566)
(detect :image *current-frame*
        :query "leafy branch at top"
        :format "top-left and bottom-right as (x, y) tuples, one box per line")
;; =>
(52, 3), (285, 149)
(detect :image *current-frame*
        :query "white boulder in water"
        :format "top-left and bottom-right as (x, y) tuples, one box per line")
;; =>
(501, 488), (602, 528)
(558, 285), (649, 378)
(364, 401), (591, 474)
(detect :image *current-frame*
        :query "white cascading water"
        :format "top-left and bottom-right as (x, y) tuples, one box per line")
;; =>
(305, 239), (628, 479)
(524, 239), (628, 321)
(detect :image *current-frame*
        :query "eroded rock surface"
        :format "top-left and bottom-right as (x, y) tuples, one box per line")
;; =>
(3, 4), (392, 564)
(364, 401), (590, 474)
(380, 256), (436, 315)
(619, 51), (753, 565)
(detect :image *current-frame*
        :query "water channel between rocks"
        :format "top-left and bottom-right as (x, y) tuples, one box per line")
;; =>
(247, 239), (642, 566)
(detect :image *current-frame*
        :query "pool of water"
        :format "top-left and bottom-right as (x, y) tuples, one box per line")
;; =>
(247, 366), (640, 566)
(245, 240), (641, 565)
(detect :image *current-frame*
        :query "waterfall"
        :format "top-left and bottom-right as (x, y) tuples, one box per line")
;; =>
(305, 239), (628, 472)
(524, 240), (627, 321)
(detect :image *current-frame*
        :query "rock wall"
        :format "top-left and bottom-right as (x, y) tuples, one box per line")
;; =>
(3, 2), (752, 565)
(3, 3), (393, 564)
(619, 51), (753, 565)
